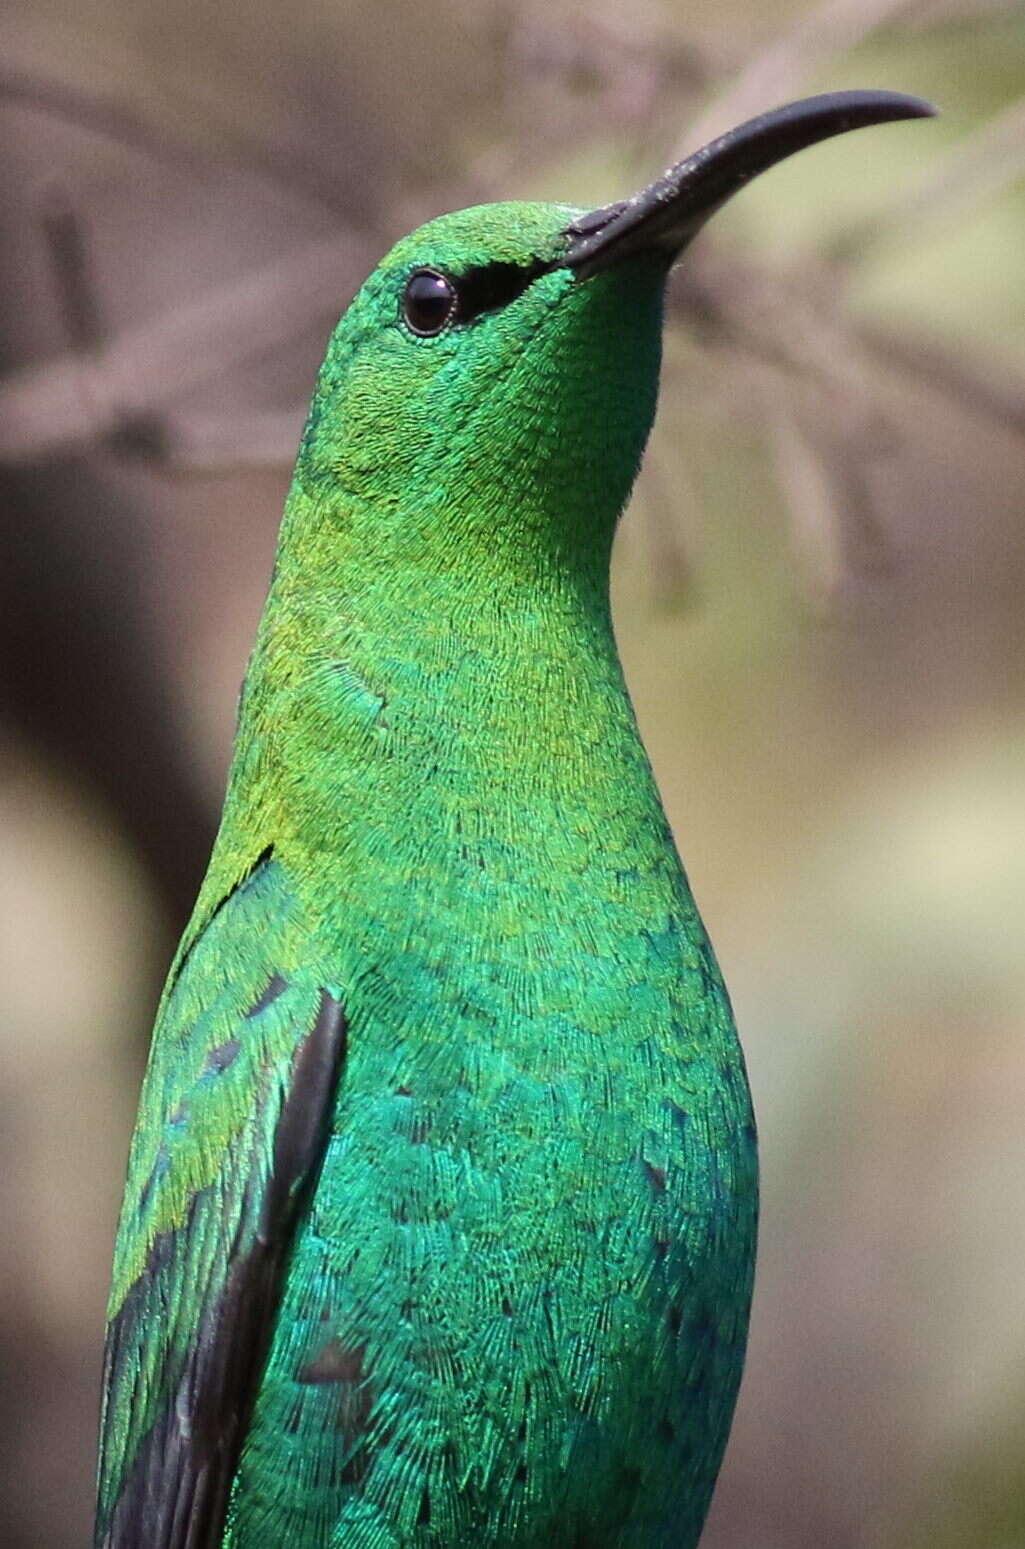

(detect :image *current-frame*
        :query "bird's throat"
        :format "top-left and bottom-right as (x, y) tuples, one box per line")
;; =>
(222, 478), (665, 921)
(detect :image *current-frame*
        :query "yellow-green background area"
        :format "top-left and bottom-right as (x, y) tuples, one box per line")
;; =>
(1, 1), (1023, 1545)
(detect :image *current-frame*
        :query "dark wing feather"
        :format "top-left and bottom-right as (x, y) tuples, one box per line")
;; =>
(95, 856), (346, 1549)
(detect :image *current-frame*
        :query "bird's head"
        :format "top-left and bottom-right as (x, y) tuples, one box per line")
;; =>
(292, 92), (934, 588)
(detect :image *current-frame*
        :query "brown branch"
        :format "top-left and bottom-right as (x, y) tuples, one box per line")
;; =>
(767, 402), (849, 600)
(856, 318), (1025, 434)
(2, 0), (1021, 476)
(6, 222), (1023, 471)
(0, 231), (376, 464)
(668, 246), (1025, 584)
(673, 248), (1025, 435)
(160, 408), (307, 471)
(635, 450), (696, 606)
(676, 256), (880, 438)
(676, 0), (918, 153)
(764, 383), (898, 602)
(38, 190), (105, 353)
(0, 15), (356, 215)
(0, 59), (208, 174)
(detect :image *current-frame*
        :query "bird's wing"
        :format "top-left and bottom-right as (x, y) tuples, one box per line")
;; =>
(95, 852), (347, 1549)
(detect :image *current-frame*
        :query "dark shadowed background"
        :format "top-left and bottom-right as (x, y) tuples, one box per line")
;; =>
(2, 2), (1024, 1545)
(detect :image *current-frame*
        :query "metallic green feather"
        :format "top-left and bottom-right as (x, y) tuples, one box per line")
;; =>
(98, 94), (932, 1547)
(99, 202), (756, 1548)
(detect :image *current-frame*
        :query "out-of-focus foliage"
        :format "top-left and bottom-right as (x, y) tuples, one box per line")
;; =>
(1, 2), (1023, 1545)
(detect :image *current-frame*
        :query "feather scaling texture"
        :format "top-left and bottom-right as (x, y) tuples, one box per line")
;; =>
(96, 202), (758, 1549)
(96, 858), (347, 1547)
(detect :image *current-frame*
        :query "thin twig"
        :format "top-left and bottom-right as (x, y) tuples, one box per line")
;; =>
(160, 408), (307, 471)
(38, 190), (105, 352)
(636, 450), (697, 606)
(676, 0), (917, 153)
(3, 0), (1022, 478)
(857, 318), (1025, 433)
(0, 15), (357, 216)
(0, 232), (376, 463)
(672, 250), (1025, 461)
(767, 402), (850, 600)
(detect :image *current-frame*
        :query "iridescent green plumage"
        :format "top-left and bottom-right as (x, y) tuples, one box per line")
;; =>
(95, 94), (933, 1549)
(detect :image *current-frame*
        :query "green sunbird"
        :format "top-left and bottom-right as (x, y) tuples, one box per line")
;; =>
(94, 91), (933, 1549)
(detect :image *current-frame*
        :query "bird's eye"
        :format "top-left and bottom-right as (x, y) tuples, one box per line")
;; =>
(401, 269), (456, 336)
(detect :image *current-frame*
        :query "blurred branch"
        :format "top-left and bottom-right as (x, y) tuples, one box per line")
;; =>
(0, 52), (210, 173)
(0, 15), (355, 215)
(0, 465), (217, 930)
(507, 3), (722, 111)
(679, 256), (883, 436)
(765, 393), (894, 603)
(897, 0), (1023, 27)
(856, 318), (1025, 433)
(767, 403), (850, 600)
(38, 190), (105, 352)
(675, 249), (1025, 435)
(0, 0), (1021, 514)
(160, 408), (307, 471)
(670, 246), (1025, 588)
(830, 94), (1025, 262)
(0, 231), (375, 463)
(636, 451), (697, 606)
(5, 204), (1024, 472)
(677, 0), (918, 151)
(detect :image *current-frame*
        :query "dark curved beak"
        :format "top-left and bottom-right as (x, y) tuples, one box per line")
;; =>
(564, 90), (936, 278)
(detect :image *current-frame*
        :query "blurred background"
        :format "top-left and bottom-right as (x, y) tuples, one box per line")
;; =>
(2, 0), (1024, 1545)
